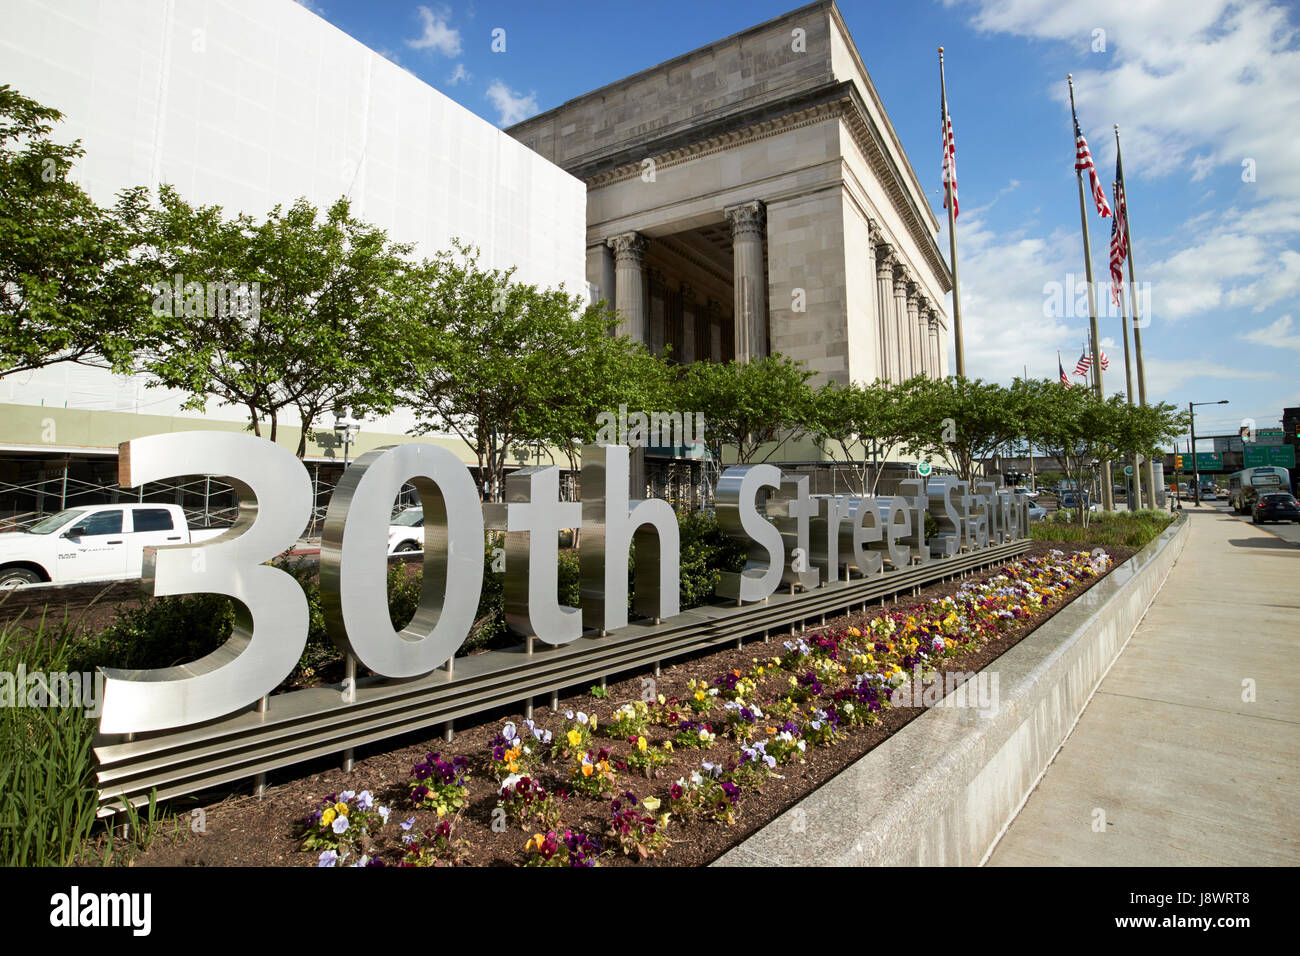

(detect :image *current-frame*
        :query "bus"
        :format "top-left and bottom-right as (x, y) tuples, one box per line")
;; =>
(1227, 467), (1293, 514)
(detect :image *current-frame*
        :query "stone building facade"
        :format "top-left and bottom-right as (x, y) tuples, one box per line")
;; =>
(507, 0), (951, 388)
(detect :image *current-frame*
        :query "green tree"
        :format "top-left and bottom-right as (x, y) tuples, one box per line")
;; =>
(0, 86), (144, 379)
(127, 188), (419, 454)
(403, 241), (640, 501)
(1022, 381), (1127, 527)
(808, 378), (921, 495)
(906, 375), (1029, 485)
(679, 354), (816, 467)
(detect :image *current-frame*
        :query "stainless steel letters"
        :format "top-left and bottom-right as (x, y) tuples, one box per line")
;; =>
(580, 444), (680, 631)
(504, 466), (583, 645)
(320, 444), (483, 676)
(98, 432), (312, 734)
(715, 464), (784, 603)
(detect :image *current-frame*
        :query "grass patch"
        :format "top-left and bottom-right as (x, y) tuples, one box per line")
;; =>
(1032, 508), (1174, 549)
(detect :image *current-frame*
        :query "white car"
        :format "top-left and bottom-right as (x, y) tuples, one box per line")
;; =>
(1028, 504), (1048, 522)
(387, 507), (425, 554)
(0, 504), (224, 588)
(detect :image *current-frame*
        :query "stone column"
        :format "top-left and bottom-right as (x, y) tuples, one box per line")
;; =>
(609, 232), (647, 343)
(893, 267), (911, 381)
(706, 298), (722, 361)
(865, 221), (881, 383)
(928, 311), (941, 379)
(648, 268), (666, 355)
(876, 246), (897, 384)
(587, 241), (616, 309)
(680, 284), (697, 364)
(906, 285), (922, 379)
(725, 201), (768, 362)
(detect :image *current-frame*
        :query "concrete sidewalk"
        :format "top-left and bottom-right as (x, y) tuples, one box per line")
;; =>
(988, 509), (1300, 866)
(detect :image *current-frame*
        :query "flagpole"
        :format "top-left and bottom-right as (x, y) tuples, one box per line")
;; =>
(1068, 75), (1113, 511)
(940, 48), (965, 378)
(1115, 125), (1156, 505)
(1113, 180), (1142, 510)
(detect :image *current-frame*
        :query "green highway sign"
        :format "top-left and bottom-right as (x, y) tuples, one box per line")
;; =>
(1244, 444), (1296, 468)
(1195, 452), (1223, 472)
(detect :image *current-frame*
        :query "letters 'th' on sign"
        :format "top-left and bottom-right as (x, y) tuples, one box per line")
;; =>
(97, 432), (1030, 735)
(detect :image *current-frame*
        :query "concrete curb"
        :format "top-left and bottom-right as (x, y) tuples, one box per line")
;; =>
(712, 517), (1190, 867)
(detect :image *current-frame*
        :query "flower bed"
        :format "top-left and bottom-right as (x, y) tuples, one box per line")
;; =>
(271, 548), (1114, 867)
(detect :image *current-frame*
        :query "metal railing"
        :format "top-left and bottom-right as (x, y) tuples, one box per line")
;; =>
(92, 538), (1030, 815)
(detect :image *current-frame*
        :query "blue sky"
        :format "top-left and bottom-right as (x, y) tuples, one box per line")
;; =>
(304, 0), (1300, 445)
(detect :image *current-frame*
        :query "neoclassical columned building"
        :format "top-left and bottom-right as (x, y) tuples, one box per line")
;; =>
(508, 0), (952, 389)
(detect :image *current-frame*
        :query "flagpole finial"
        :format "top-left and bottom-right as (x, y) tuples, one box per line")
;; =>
(938, 46), (944, 53)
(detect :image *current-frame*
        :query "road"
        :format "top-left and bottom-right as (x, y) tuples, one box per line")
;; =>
(1190, 498), (1300, 547)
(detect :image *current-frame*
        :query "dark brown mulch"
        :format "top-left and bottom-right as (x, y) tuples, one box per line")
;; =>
(120, 540), (1133, 868)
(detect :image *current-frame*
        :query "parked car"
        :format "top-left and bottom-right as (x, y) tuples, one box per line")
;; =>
(0, 504), (224, 588)
(1252, 492), (1300, 525)
(1028, 504), (1048, 522)
(387, 507), (425, 553)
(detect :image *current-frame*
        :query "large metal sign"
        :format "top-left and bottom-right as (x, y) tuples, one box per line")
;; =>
(97, 433), (1033, 738)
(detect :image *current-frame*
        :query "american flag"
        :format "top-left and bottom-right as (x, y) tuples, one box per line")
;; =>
(942, 110), (958, 218)
(1074, 351), (1093, 377)
(1059, 355), (1072, 388)
(1073, 109), (1112, 218)
(1100, 350), (1110, 371)
(1109, 181), (1128, 306)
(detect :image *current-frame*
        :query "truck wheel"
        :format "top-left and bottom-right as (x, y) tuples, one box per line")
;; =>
(0, 567), (41, 589)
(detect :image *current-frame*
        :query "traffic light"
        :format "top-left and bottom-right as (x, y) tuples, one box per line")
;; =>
(1174, 454), (1184, 471)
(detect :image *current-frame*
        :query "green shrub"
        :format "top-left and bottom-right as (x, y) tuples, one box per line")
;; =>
(676, 509), (747, 610)
(0, 616), (99, 865)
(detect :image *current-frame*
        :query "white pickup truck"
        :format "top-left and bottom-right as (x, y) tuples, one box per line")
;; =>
(0, 504), (224, 588)
(387, 506), (425, 554)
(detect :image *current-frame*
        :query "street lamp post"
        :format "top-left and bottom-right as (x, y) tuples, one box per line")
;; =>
(333, 413), (361, 469)
(1188, 400), (1229, 507)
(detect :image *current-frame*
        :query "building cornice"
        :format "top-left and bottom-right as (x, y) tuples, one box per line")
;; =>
(580, 81), (952, 290)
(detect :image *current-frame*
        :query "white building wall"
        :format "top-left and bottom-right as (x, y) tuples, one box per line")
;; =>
(0, 0), (586, 433)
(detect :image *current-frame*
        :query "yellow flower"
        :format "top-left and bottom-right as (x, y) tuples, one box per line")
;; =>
(637, 736), (648, 752)
(582, 764), (594, 777)
(436, 806), (445, 817)
(663, 741), (674, 752)
(643, 796), (661, 812)
(590, 715), (598, 731)
(567, 729), (582, 747)
(694, 690), (706, 701)
(321, 807), (336, 827)
(334, 802), (349, 816)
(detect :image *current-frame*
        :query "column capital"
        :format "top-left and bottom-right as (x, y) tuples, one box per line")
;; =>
(680, 282), (697, 302)
(608, 232), (647, 265)
(724, 200), (766, 240)
(868, 218), (884, 246)
(876, 246), (897, 279)
(893, 267), (911, 296)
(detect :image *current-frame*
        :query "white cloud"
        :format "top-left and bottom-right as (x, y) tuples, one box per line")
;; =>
(1141, 356), (1276, 396)
(1241, 313), (1300, 350)
(447, 63), (470, 86)
(486, 80), (538, 126)
(407, 5), (462, 57)
(949, 0), (1300, 328)
(951, 0), (1300, 200)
